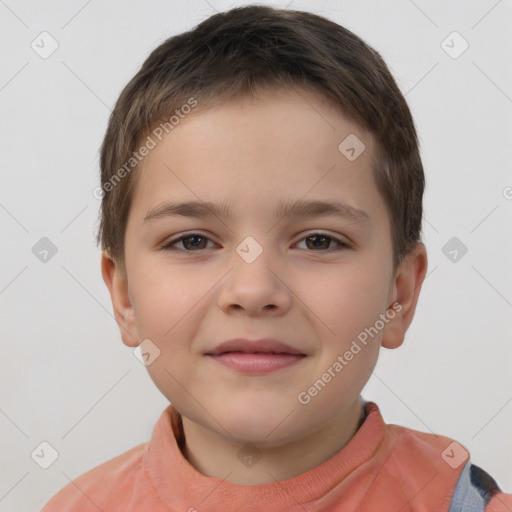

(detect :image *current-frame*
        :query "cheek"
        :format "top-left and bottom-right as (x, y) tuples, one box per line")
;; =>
(306, 266), (388, 336)
(131, 267), (210, 404)
(131, 265), (206, 336)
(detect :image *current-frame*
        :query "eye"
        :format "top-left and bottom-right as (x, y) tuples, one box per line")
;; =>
(161, 232), (216, 252)
(295, 232), (350, 252)
(161, 231), (350, 252)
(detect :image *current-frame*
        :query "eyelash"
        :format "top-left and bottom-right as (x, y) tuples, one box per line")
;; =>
(160, 232), (350, 253)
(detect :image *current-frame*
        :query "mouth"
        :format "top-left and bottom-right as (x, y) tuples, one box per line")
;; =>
(204, 338), (307, 373)
(205, 338), (306, 356)
(205, 351), (306, 373)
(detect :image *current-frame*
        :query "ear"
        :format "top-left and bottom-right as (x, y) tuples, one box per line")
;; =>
(381, 242), (428, 350)
(101, 250), (139, 347)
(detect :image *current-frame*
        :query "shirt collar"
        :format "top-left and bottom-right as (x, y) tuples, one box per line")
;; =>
(144, 398), (386, 509)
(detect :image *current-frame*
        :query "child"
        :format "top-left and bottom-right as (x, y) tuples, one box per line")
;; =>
(41, 4), (512, 511)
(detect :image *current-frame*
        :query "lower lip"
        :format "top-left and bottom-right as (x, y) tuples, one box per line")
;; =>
(205, 352), (306, 373)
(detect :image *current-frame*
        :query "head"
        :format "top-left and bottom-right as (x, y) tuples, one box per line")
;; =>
(98, 5), (427, 447)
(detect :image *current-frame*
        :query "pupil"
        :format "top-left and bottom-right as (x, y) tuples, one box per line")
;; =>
(185, 235), (205, 249)
(308, 235), (329, 249)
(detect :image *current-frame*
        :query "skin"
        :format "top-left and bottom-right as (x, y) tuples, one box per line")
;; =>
(101, 87), (428, 486)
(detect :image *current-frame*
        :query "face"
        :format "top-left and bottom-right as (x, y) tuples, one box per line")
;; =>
(104, 87), (424, 448)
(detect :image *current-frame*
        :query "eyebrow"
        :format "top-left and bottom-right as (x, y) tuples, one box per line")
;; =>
(144, 199), (372, 227)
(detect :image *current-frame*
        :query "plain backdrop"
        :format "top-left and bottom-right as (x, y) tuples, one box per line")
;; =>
(0, 1), (511, 510)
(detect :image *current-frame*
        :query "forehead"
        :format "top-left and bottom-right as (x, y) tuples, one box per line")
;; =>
(129, 87), (385, 228)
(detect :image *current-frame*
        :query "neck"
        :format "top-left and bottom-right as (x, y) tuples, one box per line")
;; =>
(178, 397), (366, 486)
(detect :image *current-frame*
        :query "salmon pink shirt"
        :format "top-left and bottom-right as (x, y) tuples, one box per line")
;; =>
(40, 400), (512, 511)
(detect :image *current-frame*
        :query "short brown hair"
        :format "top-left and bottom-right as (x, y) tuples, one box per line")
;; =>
(96, 4), (424, 272)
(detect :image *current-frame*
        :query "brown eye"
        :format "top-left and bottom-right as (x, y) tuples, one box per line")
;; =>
(296, 233), (349, 252)
(161, 233), (215, 251)
(161, 231), (350, 253)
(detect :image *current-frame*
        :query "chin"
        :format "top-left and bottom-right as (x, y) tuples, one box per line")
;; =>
(216, 403), (305, 447)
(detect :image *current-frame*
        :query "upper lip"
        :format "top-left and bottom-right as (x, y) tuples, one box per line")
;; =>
(205, 338), (306, 355)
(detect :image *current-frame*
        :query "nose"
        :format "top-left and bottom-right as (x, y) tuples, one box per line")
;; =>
(216, 240), (292, 316)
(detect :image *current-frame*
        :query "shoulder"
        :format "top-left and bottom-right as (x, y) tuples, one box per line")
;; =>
(450, 461), (512, 512)
(385, 422), (467, 469)
(39, 442), (147, 512)
(384, 422), (512, 511)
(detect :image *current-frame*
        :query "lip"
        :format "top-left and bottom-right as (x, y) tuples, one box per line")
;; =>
(204, 338), (307, 374)
(205, 338), (305, 356)
(206, 352), (305, 373)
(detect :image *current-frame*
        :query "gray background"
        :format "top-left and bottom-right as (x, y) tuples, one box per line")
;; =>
(0, 0), (511, 510)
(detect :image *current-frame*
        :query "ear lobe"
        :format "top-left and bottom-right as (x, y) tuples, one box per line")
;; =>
(381, 242), (428, 350)
(101, 251), (139, 347)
